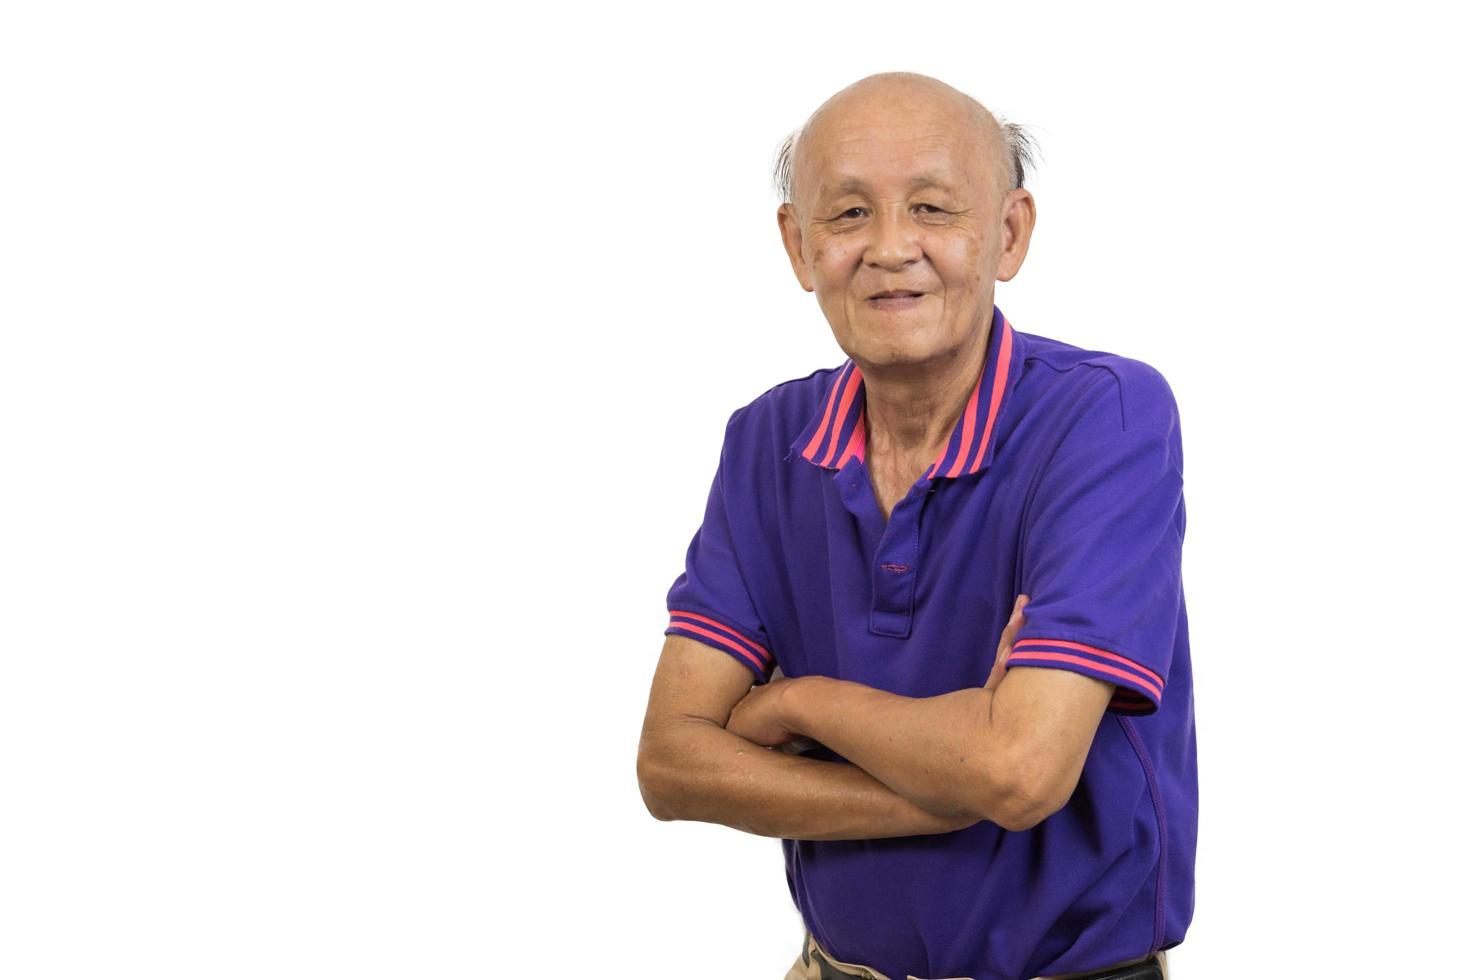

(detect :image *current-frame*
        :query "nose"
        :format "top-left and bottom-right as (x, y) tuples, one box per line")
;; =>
(863, 203), (922, 271)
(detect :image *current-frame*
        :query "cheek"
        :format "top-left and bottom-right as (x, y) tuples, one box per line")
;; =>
(947, 238), (991, 283)
(810, 236), (860, 271)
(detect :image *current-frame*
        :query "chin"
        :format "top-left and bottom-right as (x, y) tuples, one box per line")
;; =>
(859, 320), (945, 355)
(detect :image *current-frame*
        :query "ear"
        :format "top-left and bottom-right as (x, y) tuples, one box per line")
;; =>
(777, 204), (815, 292)
(996, 188), (1036, 283)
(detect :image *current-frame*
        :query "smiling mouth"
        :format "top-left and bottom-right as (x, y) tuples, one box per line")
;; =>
(868, 292), (926, 309)
(869, 291), (924, 300)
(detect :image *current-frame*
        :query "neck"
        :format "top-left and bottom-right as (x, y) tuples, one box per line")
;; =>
(860, 316), (992, 467)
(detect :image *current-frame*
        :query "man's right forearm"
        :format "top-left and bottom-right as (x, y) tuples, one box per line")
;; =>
(636, 718), (974, 840)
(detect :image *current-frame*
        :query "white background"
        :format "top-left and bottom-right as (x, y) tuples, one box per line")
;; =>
(3, 2), (1464, 977)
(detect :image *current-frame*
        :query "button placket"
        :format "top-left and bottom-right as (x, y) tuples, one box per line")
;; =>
(868, 482), (930, 637)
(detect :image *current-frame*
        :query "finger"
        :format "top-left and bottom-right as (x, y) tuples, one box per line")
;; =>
(998, 599), (1024, 647)
(1002, 596), (1029, 645)
(986, 596), (1033, 691)
(984, 639), (1012, 691)
(983, 649), (1009, 691)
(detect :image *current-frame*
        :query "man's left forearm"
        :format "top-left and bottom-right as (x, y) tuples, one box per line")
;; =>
(780, 676), (1026, 829)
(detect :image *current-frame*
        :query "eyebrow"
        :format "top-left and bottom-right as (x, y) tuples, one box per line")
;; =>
(816, 173), (956, 202)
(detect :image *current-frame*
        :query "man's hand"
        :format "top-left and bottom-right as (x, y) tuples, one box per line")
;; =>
(983, 594), (1029, 692)
(726, 676), (801, 748)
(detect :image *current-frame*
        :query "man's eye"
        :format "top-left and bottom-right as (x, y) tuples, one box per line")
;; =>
(837, 208), (866, 220)
(915, 203), (945, 214)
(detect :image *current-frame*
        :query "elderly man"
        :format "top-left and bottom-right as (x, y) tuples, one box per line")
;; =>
(637, 72), (1195, 980)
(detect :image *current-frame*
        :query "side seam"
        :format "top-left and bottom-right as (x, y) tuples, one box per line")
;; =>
(1119, 715), (1167, 953)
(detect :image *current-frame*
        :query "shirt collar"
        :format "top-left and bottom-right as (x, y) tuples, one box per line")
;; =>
(787, 305), (1022, 481)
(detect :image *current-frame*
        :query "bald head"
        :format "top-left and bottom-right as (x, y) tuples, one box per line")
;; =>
(772, 73), (1036, 211)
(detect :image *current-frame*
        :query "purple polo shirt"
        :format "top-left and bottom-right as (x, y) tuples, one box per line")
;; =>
(663, 306), (1196, 980)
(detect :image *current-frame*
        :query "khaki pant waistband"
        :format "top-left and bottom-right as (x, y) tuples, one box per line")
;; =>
(786, 929), (1170, 980)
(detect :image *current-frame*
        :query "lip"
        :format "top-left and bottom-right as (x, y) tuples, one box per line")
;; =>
(868, 292), (926, 310)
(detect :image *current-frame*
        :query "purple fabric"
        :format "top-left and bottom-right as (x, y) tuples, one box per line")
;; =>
(664, 307), (1196, 980)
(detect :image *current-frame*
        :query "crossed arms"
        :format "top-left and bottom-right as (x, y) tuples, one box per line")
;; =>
(635, 597), (1117, 840)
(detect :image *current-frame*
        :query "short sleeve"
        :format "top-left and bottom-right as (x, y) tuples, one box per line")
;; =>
(1008, 378), (1185, 716)
(664, 415), (777, 685)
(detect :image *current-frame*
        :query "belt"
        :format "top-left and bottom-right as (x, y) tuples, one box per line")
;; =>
(1033, 955), (1165, 980)
(797, 930), (1168, 980)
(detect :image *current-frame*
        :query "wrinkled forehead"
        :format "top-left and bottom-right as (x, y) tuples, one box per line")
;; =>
(808, 136), (987, 205)
(804, 126), (998, 206)
(796, 107), (1000, 209)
